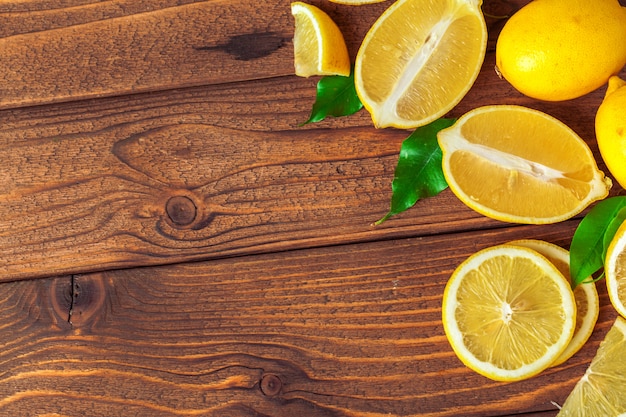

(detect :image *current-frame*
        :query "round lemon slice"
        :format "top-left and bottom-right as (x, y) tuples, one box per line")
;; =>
(437, 105), (612, 224)
(354, 0), (487, 128)
(442, 244), (576, 381)
(291, 2), (351, 77)
(605, 219), (626, 319)
(508, 239), (599, 366)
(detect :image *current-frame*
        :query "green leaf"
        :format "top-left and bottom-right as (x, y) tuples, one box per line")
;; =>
(301, 70), (363, 125)
(570, 196), (626, 288)
(375, 118), (456, 225)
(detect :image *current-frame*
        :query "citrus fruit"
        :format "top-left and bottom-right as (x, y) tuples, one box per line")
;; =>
(291, 2), (351, 77)
(508, 240), (599, 366)
(557, 316), (626, 416)
(442, 244), (577, 381)
(605, 218), (626, 319)
(437, 105), (612, 224)
(596, 76), (626, 189)
(354, 0), (487, 129)
(495, 0), (626, 101)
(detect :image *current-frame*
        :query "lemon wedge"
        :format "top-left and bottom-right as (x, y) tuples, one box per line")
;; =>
(437, 105), (612, 224)
(354, 0), (487, 128)
(557, 316), (626, 416)
(291, 2), (351, 77)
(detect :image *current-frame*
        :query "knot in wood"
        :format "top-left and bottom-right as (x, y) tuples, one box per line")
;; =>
(166, 196), (197, 226)
(260, 374), (282, 397)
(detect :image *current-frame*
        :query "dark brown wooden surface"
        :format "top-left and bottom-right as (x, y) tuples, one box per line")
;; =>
(1, 0), (625, 415)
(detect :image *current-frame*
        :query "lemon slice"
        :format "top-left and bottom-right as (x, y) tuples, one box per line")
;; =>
(557, 316), (626, 416)
(291, 2), (351, 77)
(508, 239), (599, 366)
(437, 105), (612, 224)
(354, 0), (487, 128)
(442, 244), (576, 381)
(605, 219), (626, 319)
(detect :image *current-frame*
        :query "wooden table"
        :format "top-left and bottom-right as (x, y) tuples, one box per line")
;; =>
(1, 0), (625, 415)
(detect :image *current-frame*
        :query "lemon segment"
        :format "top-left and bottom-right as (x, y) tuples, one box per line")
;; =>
(437, 105), (612, 224)
(442, 244), (576, 381)
(291, 2), (351, 77)
(508, 240), (599, 366)
(605, 219), (626, 319)
(557, 317), (626, 416)
(354, 0), (487, 129)
(596, 76), (626, 189)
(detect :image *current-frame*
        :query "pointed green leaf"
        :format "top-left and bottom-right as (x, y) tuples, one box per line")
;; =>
(301, 70), (363, 125)
(375, 118), (456, 225)
(570, 196), (626, 288)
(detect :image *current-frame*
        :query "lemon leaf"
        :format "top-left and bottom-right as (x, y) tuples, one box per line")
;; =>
(375, 118), (456, 225)
(570, 196), (626, 288)
(301, 69), (363, 125)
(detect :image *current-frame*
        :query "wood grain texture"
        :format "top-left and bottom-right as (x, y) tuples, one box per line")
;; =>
(0, 222), (618, 416)
(0, 0), (399, 109)
(2, 55), (624, 281)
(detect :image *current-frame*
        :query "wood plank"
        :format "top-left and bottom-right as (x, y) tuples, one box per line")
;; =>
(0, 0), (400, 109)
(2, 58), (623, 281)
(0, 0), (564, 109)
(0, 222), (618, 416)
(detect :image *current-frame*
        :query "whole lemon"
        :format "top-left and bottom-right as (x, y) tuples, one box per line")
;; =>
(596, 76), (626, 189)
(496, 0), (626, 101)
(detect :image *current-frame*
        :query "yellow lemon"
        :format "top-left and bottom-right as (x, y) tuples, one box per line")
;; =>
(557, 317), (626, 416)
(442, 244), (576, 381)
(495, 0), (626, 101)
(354, 0), (487, 129)
(596, 76), (626, 189)
(437, 105), (612, 224)
(508, 240), (599, 366)
(291, 2), (351, 77)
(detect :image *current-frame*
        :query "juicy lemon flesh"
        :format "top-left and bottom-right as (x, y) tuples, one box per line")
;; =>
(291, 2), (350, 77)
(557, 317), (626, 416)
(355, 0), (486, 128)
(456, 256), (569, 369)
(596, 76), (626, 189)
(496, 0), (626, 101)
(508, 239), (599, 366)
(438, 106), (611, 224)
(444, 246), (576, 381)
(606, 221), (626, 319)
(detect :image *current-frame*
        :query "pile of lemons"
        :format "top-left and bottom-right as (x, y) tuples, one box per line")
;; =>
(290, 0), (626, 414)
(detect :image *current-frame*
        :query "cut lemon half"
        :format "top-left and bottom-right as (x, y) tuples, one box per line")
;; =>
(437, 105), (612, 224)
(508, 239), (599, 366)
(442, 244), (576, 381)
(557, 316), (626, 416)
(354, 0), (487, 128)
(605, 219), (626, 319)
(291, 2), (351, 77)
